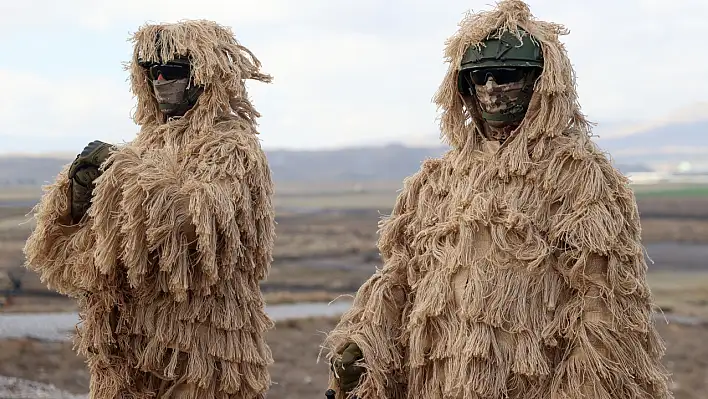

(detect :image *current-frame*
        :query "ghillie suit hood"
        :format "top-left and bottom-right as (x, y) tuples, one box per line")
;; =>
(437, 0), (592, 169)
(129, 20), (272, 130)
(322, 1), (673, 398)
(24, 20), (275, 398)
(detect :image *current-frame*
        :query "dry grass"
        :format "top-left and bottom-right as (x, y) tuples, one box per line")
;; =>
(649, 272), (708, 320)
(641, 218), (708, 243)
(0, 187), (42, 202)
(273, 210), (380, 258)
(274, 191), (398, 210)
(638, 196), (708, 219)
(2, 188), (708, 311)
(1, 184), (708, 398)
(1, 292), (350, 313)
(0, 317), (706, 398)
(0, 296), (75, 313)
(263, 291), (351, 305)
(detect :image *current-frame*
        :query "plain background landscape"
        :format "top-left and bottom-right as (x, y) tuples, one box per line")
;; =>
(2, 0), (708, 396)
(1, 153), (708, 397)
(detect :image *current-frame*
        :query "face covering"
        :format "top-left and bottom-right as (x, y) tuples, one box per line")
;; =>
(473, 72), (536, 142)
(474, 77), (534, 126)
(152, 78), (190, 116)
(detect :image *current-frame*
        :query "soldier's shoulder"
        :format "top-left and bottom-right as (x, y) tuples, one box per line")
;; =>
(545, 135), (620, 171)
(208, 117), (264, 148)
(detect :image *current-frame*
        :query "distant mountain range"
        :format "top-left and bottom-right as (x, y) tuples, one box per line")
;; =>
(0, 145), (443, 186)
(0, 145), (653, 187)
(593, 117), (707, 165)
(0, 115), (705, 186)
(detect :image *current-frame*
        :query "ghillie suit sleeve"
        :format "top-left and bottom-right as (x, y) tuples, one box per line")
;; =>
(541, 147), (671, 398)
(322, 167), (430, 399)
(24, 20), (275, 399)
(322, 1), (673, 398)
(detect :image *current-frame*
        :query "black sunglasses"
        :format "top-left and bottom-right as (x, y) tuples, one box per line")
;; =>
(147, 63), (191, 81)
(467, 67), (531, 85)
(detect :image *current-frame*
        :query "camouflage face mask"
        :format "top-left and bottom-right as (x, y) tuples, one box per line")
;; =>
(152, 78), (190, 115)
(474, 73), (535, 130)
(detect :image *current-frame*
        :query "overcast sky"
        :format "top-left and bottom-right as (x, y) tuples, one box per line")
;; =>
(1, 0), (706, 154)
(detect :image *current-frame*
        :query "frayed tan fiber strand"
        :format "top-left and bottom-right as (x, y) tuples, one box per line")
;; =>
(321, 1), (673, 398)
(129, 19), (272, 130)
(24, 20), (275, 399)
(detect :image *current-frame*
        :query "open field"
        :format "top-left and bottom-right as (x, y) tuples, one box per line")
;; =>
(0, 317), (707, 399)
(648, 272), (708, 319)
(633, 183), (708, 199)
(2, 184), (708, 311)
(1, 183), (708, 397)
(0, 186), (42, 202)
(272, 181), (708, 211)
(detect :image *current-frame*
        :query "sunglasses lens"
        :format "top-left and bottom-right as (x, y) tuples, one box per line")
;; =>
(469, 68), (527, 85)
(149, 64), (190, 80)
(469, 70), (486, 85)
(494, 68), (526, 84)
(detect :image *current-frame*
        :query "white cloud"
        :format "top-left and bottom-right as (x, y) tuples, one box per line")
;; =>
(552, 1), (708, 123)
(247, 28), (444, 149)
(0, 69), (137, 146)
(1, 0), (707, 153)
(0, 0), (305, 31)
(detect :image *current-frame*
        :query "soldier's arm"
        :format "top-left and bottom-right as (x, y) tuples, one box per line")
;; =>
(322, 161), (437, 399)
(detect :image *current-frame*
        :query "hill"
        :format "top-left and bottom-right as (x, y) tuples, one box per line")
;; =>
(0, 145), (445, 186)
(267, 144), (444, 182)
(0, 142), (653, 187)
(595, 119), (708, 166)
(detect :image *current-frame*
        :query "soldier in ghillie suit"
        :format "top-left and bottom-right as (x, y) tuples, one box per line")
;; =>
(24, 20), (275, 398)
(323, 1), (673, 398)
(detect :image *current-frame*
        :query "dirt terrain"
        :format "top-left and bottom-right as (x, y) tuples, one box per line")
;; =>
(0, 317), (706, 399)
(0, 188), (708, 397)
(3, 195), (708, 309)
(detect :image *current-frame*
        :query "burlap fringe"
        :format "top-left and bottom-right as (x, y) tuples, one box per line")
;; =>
(322, 1), (673, 398)
(24, 20), (275, 399)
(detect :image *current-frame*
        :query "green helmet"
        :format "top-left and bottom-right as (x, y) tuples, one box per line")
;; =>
(457, 29), (543, 94)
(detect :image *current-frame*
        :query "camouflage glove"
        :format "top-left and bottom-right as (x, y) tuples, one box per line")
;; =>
(330, 342), (365, 396)
(67, 140), (114, 223)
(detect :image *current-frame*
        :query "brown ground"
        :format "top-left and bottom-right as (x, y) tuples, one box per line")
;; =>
(1, 189), (708, 397)
(3, 195), (708, 308)
(0, 318), (706, 399)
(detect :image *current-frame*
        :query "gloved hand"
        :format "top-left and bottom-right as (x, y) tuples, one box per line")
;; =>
(330, 342), (365, 395)
(67, 140), (114, 223)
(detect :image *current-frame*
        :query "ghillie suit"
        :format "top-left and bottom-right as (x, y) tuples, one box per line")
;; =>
(322, 1), (673, 398)
(24, 20), (275, 398)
